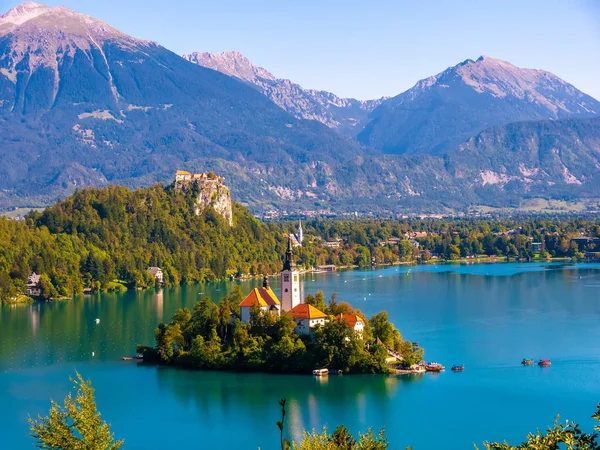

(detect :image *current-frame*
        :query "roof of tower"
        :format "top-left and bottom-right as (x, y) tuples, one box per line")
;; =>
(282, 236), (296, 271)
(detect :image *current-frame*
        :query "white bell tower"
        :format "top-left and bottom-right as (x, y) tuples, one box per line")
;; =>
(281, 237), (301, 311)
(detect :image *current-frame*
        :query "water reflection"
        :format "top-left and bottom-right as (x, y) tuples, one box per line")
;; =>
(1, 263), (599, 450)
(152, 366), (413, 443)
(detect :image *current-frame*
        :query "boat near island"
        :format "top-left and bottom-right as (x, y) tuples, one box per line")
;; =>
(521, 358), (534, 365)
(538, 359), (551, 367)
(425, 362), (445, 372)
(313, 368), (329, 376)
(451, 364), (465, 372)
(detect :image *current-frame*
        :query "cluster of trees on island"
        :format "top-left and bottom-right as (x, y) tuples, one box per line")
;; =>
(147, 289), (423, 374)
(1, 182), (599, 303)
(28, 373), (600, 449)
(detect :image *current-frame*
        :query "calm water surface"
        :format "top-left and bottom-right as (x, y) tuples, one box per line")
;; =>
(1, 262), (600, 449)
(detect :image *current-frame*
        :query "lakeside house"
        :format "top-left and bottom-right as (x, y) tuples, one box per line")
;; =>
(26, 272), (41, 297)
(239, 277), (281, 324)
(290, 304), (328, 335)
(316, 265), (337, 272)
(531, 242), (543, 252)
(336, 313), (365, 336)
(147, 267), (164, 284)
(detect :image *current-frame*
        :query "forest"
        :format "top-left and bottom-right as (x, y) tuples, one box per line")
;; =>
(1, 181), (599, 303)
(147, 289), (422, 374)
(0, 184), (288, 302)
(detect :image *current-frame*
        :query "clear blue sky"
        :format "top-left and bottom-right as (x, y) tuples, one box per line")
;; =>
(3, 0), (600, 100)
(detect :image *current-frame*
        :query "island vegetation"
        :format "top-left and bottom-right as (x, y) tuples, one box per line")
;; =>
(1, 181), (599, 303)
(145, 289), (422, 374)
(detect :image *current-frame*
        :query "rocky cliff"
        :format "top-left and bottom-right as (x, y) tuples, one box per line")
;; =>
(175, 177), (233, 226)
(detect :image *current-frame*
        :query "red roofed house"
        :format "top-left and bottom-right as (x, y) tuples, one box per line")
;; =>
(290, 304), (328, 335)
(336, 313), (365, 336)
(238, 277), (281, 324)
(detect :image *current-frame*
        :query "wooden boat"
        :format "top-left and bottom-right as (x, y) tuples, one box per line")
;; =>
(122, 356), (133, 361)
(521, 358), (534, 366)
(312, 368), (329, 376)
(451, 364), (465, 372)
(538, 359), (551, 367)
(425, 362), (445, 372)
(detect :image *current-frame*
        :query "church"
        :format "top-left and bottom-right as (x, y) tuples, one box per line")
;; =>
(238, 238), (327, 335)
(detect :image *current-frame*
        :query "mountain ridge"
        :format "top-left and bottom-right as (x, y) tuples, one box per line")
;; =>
(0, 2), (599, 215)
(358, 55), (600, 155)
(183, 50), (386, 134)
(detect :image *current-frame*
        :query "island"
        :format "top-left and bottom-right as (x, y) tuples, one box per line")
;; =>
(141, 240), (423, 374)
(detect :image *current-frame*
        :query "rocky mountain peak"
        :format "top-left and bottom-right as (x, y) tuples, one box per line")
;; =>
(183, 50), (276, 82)
(359, 55), (600, 155)
(184, 50), (385, 134)
(0, 2), (50, 27)
(0, 2), (125, 38)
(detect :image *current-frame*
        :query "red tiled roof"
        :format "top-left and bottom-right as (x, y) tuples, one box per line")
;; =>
(239, 287), (280, 308)
(290, 304), (327, 319)
(336, 313), (363, 328)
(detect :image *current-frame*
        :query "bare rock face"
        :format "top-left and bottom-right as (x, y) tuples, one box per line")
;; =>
(176, 176), (233, 226)
(194, 180), (233, 226)
(183, 51), (385, 135)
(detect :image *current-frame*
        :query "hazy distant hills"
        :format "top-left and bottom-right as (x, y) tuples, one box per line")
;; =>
(183, 51), (385, 135)
(1, 2), (599, 214)
(358, 56), (600, 155)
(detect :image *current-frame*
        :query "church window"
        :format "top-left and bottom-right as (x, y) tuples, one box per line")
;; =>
(294, 276), (298, 282)
(285, 288), (288, 292)
(283, 274), (290, 282)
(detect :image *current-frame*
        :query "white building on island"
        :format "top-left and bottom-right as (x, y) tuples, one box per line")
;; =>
(238, 277), (281, 324)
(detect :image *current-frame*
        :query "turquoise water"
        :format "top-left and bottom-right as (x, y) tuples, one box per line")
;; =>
(1, 262), (600, 449)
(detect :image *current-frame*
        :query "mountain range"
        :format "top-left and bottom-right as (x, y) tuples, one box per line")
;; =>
(183, 51), (385, 135)
(1, 2), (599, 215)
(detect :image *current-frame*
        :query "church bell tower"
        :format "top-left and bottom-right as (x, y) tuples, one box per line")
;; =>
(281, 237), (300, 311)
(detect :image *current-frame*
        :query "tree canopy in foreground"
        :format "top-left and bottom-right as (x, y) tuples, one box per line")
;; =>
(29, 373), (123, 450)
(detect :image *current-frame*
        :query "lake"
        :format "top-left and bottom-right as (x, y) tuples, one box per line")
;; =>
(1, 262), (600, 449)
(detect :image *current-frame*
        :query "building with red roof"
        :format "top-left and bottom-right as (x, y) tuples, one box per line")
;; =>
(336, 313), (365, 336)
(239, 277), (281, 324)
(290, 304), (328, 335)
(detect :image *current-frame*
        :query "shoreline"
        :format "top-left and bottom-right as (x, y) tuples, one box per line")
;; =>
(3, 258), (596, 305)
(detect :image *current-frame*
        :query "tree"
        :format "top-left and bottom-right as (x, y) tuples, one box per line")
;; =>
(39, 274), (58, 300)
(479, 403), (600, 449)
(370, 311), (402, 351)
(29, 373), (123, 450)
